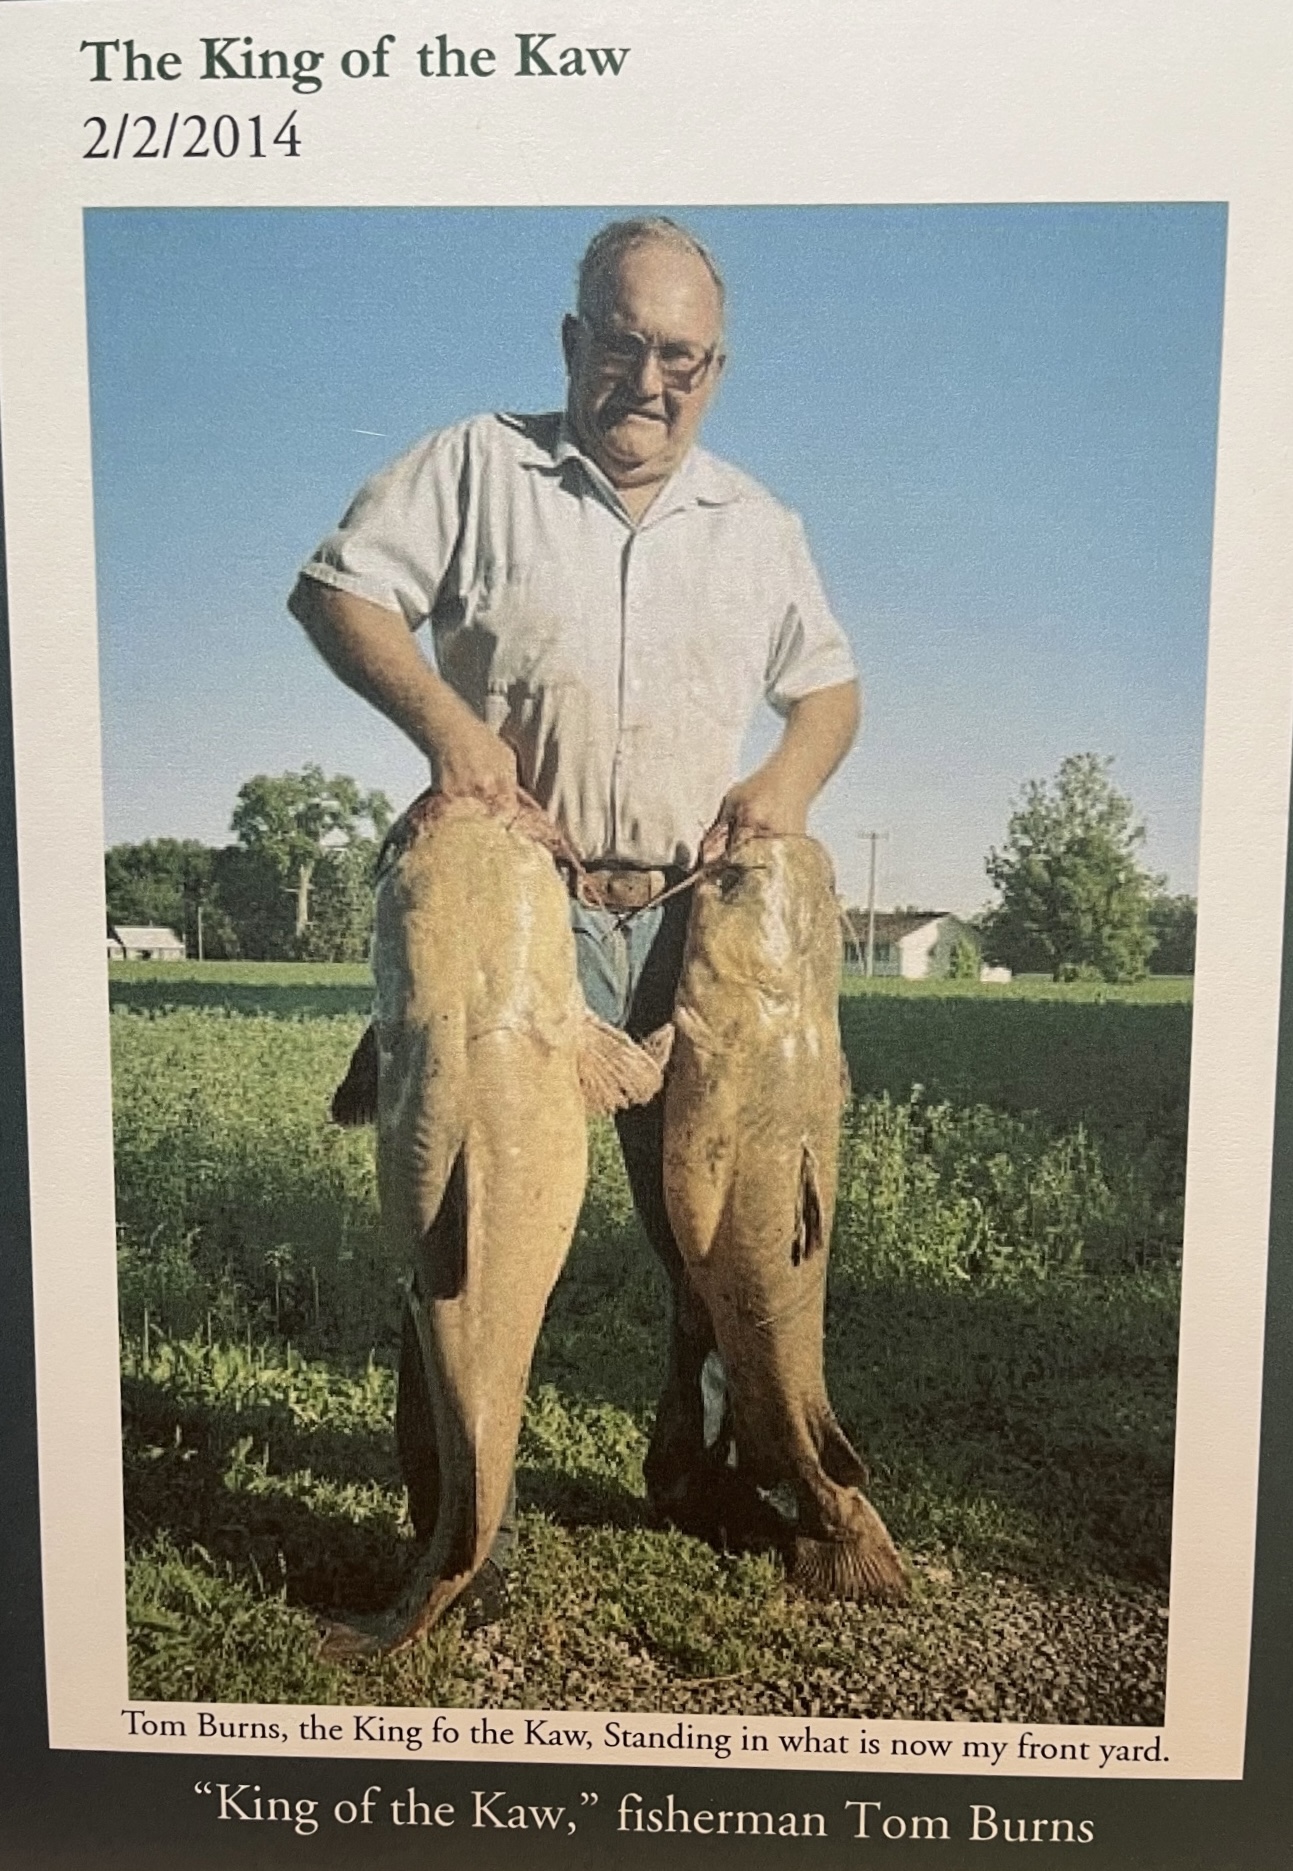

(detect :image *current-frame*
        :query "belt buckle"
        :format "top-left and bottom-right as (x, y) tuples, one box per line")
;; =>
(580, 867), (662, 912)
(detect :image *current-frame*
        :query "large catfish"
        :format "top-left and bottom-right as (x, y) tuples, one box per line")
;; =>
(663, 834), (905, 1601)
(324, 792), (659, 1657)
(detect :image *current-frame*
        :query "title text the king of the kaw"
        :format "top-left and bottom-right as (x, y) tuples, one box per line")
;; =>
(80, 33), (631, 91)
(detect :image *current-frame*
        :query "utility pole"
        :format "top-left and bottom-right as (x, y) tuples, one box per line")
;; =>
(859, 830), (888, 977)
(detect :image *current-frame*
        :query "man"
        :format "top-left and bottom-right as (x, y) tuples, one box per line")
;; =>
(289, 215), (859, 1586)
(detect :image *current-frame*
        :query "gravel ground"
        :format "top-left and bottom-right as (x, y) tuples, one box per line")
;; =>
(449, 1532), (1167, 1728)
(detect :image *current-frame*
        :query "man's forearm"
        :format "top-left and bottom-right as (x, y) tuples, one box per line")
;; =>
(711, 679), (860, 843)
(766, 680), (861, 803)
(290, 577), (474, 760)
(290, 577), (519, 803)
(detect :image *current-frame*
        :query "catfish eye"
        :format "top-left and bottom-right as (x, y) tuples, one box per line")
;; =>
(717, 865), (746, 900)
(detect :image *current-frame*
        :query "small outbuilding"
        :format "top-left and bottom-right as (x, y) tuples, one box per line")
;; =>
(108, 924), (186, 962)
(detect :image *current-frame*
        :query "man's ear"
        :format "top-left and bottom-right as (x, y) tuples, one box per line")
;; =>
(561, 313), (580, 373)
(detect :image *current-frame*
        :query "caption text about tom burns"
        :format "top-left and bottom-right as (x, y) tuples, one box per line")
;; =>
(122, 1706), (1168, 1775)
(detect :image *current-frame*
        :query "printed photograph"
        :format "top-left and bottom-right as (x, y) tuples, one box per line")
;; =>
(88, 203), (1225, 1724)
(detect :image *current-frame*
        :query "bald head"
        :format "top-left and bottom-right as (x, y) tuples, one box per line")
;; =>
(576, 217), (726, 328)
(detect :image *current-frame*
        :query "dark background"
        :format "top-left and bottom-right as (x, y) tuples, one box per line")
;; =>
(2, 453), (1291, 1869)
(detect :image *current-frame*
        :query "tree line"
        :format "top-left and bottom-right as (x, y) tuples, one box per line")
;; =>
(105, 768), (392, 963)
(107, 753), (1196, 978)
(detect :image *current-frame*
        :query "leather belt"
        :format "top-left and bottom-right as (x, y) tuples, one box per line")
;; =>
(576, 865), (674, 911)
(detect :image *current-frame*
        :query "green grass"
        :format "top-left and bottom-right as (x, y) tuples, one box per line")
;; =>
(839, 972), (1193, 1001)
(110, 959), (372, 1021)
(112, 963), (1186, 1722)
(839, 981), (1191, 1150)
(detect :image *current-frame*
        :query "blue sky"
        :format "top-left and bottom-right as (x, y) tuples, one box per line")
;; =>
(85, 204), (1225, 911)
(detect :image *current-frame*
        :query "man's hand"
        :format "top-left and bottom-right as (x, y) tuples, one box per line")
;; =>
(702, 680), (860, 861)
(433, 714), (519, 809)
(711, 767), (812, 844)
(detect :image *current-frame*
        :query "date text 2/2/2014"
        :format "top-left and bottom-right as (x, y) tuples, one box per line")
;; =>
(84, 111), (301, 159)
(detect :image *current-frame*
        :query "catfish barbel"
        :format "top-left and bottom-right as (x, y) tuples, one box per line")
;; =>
(662, 834), (905, 1601)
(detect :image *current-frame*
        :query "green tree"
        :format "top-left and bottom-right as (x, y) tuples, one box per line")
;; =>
(228, 767), (392, 958)
(1147, 892), (1197, 975)
(947, 935), (981, 980)
(294, 842), (384, 963)
(104, 839), (230, 957)
(982, 754), (1161, 982)
(209, 845), (284, 959)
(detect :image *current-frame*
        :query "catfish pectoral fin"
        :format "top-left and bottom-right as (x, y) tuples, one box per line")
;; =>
(792, 1143), (825, 1265)
(421, 1147), (469, 1300)
(816, 1409), (870, 1490)
(641, 1022), (676, 1071)
(578, 1014), (664, 1114)
(330, 1022), (379, 1126)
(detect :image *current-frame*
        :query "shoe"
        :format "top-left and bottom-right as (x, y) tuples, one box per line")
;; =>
(459, 1559), (510, 1632)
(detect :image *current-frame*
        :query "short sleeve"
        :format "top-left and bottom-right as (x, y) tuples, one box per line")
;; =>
(291, 423), (471, 628)
(763, 512), (858, 715)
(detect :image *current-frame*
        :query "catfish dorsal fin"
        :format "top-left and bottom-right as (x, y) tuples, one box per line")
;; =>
(577, 1015), (664, 1115)
(792, 1142), (825, 1266)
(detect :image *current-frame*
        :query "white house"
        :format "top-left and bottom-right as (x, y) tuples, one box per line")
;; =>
(841, 910), (1004, 981)
(107, 924), (186, 962)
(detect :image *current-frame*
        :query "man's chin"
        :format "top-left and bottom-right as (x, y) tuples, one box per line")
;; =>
(598, 420), (672, 477)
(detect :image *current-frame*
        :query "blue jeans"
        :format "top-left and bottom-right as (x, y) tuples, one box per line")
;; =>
(569, 897), (669, 1027)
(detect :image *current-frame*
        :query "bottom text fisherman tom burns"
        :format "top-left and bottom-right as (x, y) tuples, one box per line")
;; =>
(616, 1795), (1095, 1842)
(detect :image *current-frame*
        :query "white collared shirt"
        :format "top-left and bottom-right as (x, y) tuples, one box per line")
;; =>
(295, 411), (856, 867)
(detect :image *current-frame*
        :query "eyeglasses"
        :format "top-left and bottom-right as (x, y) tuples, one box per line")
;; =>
(578, 318), (719, 392)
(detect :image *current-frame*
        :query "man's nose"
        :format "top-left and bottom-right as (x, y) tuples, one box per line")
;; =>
(630, 344), (665, 398)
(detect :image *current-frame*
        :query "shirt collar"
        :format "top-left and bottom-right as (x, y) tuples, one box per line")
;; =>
(521, 413), (747, 521)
